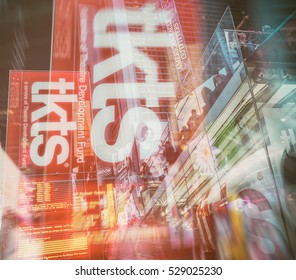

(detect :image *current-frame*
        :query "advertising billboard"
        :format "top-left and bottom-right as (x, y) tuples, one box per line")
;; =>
(4, 70), (100, 259)
(6, 70), (93, 178)
(51, 0), (203, 180)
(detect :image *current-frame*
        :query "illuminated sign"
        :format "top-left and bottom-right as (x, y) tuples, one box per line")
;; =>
(85, 1), (177, 164)
(51, 0), (185, 169)
(6, 71), (92, 176)
(101, 183), (116, 229)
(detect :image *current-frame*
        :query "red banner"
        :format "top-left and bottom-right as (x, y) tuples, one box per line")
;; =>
(6, 71), (92, 178)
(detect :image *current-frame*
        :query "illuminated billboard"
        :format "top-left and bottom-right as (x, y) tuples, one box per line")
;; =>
(6, 70), (92, 178)
(51, 0), (203, 179)
(5, 70), (99, 259)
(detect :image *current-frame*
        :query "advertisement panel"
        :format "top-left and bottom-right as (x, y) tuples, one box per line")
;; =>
(11, 176), (107, 260)
(4, 70), (99, 259)
(6, 70), (92, 178)
(51, 0), (204, 182)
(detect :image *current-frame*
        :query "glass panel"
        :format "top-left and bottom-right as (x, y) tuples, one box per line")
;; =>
(251, 11), (296, 258)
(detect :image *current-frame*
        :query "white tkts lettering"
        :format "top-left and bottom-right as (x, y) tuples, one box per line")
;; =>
(30, 78), (77, 167)
(91, 106), (161, 163)
(91, 5), (175, 163)
(93, 4), (171, 84)
(30, 135), (69, 166)
(31, 94), (77, 123)
(92, 83), (176, 109)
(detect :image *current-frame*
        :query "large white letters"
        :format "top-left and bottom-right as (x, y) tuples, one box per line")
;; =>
(30, 78), (77, 166)
(91, 4), (176, 163)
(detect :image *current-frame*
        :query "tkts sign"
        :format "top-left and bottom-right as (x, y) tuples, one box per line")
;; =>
(7, 71), (92, 176)
(51, 0), (182, 168)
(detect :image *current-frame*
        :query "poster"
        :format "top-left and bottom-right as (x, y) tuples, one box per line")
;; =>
(6, 70), (92, 178)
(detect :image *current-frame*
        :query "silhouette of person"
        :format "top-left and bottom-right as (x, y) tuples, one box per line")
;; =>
(187, 109), (200, 132)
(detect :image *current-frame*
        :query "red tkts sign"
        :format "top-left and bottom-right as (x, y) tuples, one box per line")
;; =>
(7, 71), (92, 177)
(51, 0), (179, 171)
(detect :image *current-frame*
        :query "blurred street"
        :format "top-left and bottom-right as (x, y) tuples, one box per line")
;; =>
(101, 225), (198, 260)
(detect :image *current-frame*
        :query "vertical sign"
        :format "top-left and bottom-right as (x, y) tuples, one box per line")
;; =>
(52, 0), (179, 174)
(6, 70), (92, 177)
(5, 70), (94, 259)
